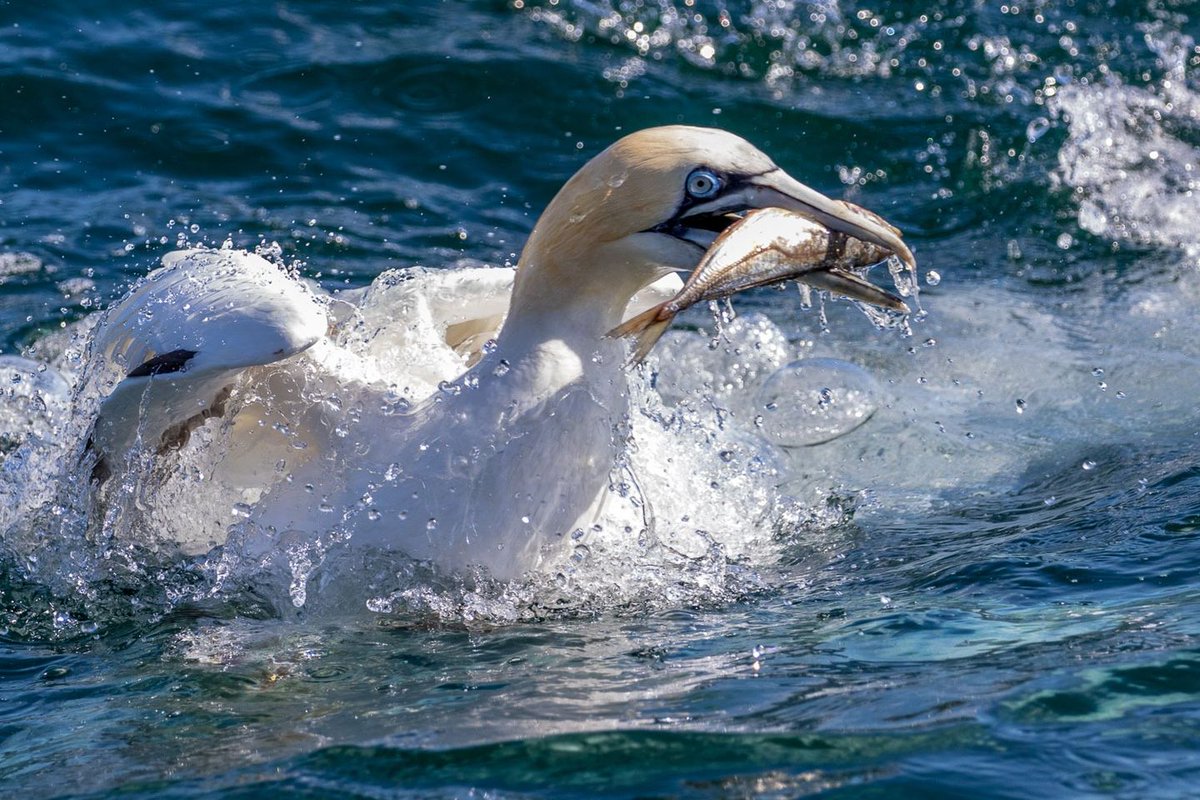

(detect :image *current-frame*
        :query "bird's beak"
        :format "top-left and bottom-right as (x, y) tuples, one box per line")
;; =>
(677, 168), (915, 269)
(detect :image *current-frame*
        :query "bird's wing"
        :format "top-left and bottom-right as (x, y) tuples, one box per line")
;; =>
(87, 248), (328, 469)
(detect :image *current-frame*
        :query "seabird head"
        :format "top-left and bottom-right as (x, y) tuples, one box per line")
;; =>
(507, 125), (913, 340)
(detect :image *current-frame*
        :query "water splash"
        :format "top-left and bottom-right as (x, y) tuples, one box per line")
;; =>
(0, 264), (884, 633)
(1051, 25), (1200, 262)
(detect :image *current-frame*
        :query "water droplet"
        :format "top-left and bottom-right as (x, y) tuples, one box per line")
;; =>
(426, 518), (438, 531)
(925, 270), (941, 286)
(1026, 116), (1051, 143)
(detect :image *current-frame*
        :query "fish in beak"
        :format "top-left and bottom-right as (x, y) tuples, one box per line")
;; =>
(614, 207), (914, 364)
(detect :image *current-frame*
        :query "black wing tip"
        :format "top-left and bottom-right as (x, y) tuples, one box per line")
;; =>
(126, 349), (198, 378)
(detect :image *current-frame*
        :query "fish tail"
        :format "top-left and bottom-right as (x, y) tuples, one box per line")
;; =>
(606, 304), (674, 365)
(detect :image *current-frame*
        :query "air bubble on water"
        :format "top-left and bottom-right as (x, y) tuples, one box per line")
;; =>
(925, 270), (941, 286)
(1015, 398), (1027, 414)
(1081, 460), (1097, 471)
(754, 358), (880, 447)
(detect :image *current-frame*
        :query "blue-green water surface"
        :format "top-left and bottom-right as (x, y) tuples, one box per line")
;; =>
(3, 1), (1200, 797)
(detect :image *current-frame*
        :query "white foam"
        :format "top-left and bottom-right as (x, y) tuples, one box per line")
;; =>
(1052, 29), (1200, 261)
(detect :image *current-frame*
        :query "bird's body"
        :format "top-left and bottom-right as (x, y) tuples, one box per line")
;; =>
(77, 126), (914, 580)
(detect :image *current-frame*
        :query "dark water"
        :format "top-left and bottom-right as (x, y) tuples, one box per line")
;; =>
(4, 0), (1200, 797)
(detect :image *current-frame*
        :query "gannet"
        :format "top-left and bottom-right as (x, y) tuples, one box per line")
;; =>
(83, 126), (913, 580)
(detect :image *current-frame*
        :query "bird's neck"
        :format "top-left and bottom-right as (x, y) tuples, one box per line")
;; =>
(497, 248), (646, 362)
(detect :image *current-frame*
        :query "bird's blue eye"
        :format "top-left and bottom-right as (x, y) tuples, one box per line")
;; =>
(685, 169), (722, 199)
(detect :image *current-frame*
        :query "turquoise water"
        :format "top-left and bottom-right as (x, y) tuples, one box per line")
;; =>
(4, 0), (1200, 796)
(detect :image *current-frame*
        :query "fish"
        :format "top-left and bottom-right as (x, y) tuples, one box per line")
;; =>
(608, 206), (915, 364)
